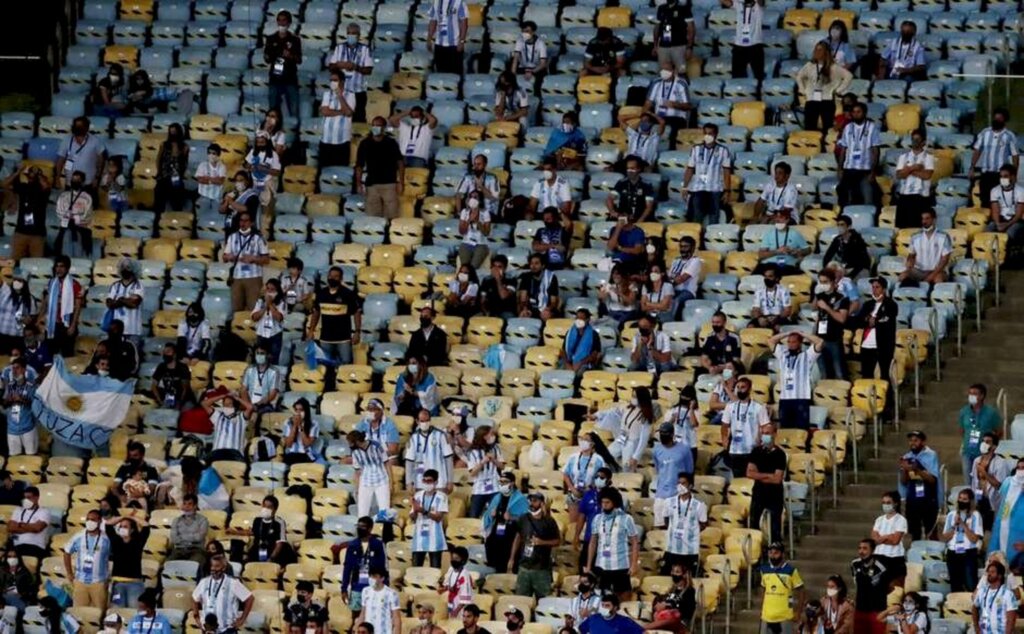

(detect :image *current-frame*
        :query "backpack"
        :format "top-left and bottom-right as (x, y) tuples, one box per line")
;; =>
(170, 434), (208, 463)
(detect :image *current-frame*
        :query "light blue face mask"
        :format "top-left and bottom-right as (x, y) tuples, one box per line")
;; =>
(371, 126), (383, 136)
(761, 433), (773, 445)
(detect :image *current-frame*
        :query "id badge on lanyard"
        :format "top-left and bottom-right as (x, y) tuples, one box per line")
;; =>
(739, 6), (753, 44)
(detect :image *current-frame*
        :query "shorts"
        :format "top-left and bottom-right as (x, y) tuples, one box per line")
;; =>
(594, 567), (632, 594)
(657, 45), (687, 69)
(653, 496), (674, 528)
(8, 429), (38, 456)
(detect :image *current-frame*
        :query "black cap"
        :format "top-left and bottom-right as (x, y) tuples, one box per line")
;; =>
(907, 430), (926, 440)
(658, 422), (675, 435)
(768, 541), (785, 552)
(296, 580), (314, 592)
(575, 307), (592, 317)
(527, 492), (545, 501)
(463, 605), (483, 617)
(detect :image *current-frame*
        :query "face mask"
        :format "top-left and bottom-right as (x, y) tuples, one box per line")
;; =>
(598, 607), (611, 618)
(722, 368), (734, 380)
(562, 123), (574, 134)
(711, 324), (724, 333)
(499, 483), (512, 494)
(418, 421), (430, 432)
(163, 353), (176, 364)
(579, 583), (592, 593)
(826, 587), (838, 597)
(71, 180), (84, 191)
(575, 319), (587, 329)
(418, 619), (430, 627)
(968, 394), (979, 405)
(993, 119), (1006, 130)
(1014, 469), (1024, 484)
(769, 556), (783, 566)
(423, 483), (436, 493)
(522, 31), (533, 40)
(347, 34), (358, 45)
(330, 80), (340, 90)
(815, 283), (831, 295)
(260, 507), (273, 519)
(830, 28), (841, 39)
(639, 121), (653, 133)
(278, 25), (289, 34)
(579, 439), (593, 451)
(408, 363), (420, 374)
(356, 526), (370, 538)
(735, 390), (749, 401)
(602, 507), (615, 515)
(660, 69), (673, 80)
(630, 397), (638, 407)
(12, 281), (23, 292)
(980, 442), (992, 455)
(371, 126), (383, 136)
(639, 327), (652, 337)
(420, 317), (432, 328)
(235, 181), (246, 193)
(703, 134), (715, 145)
(1001, 177), (1013, 188)
(764, 278), (777, 288)
(594, 477), (607, 488)
(646, 271), (662, 284)
(958, 501), (970, 510)
(882, 503), (894, 514)
(373, 577), (384, 588)
(506, 621), (520, 631)
(85, 520), (99, 532)
(467, 197), (480, 209)
(458, 273), (469, 283)
(6, 558), (17, 569)
(646, 244), (656, 255)
(761, 434), (773, 445)
(327, 278), (341, 288)
(451, 559), (464, 569)
(21, 498), (33, 509)
(542, 169), (554, 180)
(255, 353), (267, 365)
(117, 526), (130, 538)
(97, 369), (110, 377)
(677, 484), (689, 496)
(774, 222), (788, 231)
(901, 32), (912, 42)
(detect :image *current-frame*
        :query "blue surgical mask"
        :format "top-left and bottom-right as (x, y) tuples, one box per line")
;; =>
(371, 126), (383, 136)
(639, 121), (653, 133)
(347, 34), (358, 45)
(761, 434), (773, 445)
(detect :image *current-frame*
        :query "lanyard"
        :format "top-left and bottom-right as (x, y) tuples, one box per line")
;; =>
(256, 367), (270, 390)
(422, 493), (436, 513)
(207, 577), (226, 603)
(676, 496), (693, 523)
(1000, 187), (1016, 211)
(770, 184), (787, 210)
(135, 617), (158, 634)
(601, 513), (619, 541)
(742, 5), (753, 24)
(415, 430), (431, 456)
(408, 123), (425, 144)
(662, 80), (673, 101)
(187, 325), (201, 349)
(898, 40), (914, 60)
(736, 401), (751, 425)
(522, 39), (537, 66)
(774, 226), (790, 251)
(236, 233), (256, 258)
(700, 145), (716, 167)
(84, 532), (102, 556)
(68, 135), (89, 158)
(785, 352), (800, 372)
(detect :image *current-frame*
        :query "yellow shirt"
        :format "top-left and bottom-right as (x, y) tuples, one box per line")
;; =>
(760, 562), (804, 623)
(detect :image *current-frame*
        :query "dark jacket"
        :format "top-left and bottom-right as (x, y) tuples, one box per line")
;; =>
(340, 536), (388, 593)
(857, 296), (899, 349)
(0, 564), (39, 602)
(407, 326), (449, 368)
(822, 230), (872, 278)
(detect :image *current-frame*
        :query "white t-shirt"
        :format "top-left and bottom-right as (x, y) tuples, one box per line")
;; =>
(732, 2), (764, 46)
(896, 150), (935, 196)
(398, 119), (432, 161)
(908, 229), (953, 272)
(196, 160), (227, 201)
(106, 279), (145, 336)
(447, 280), (479, 302)
(669, 256), (702, 296)
(631, 331), (671, 355)
(990, 184), (1024, 221)
(872, 513), (907, 557)
(10, 506), (51, 549)
(458, 208), (491, 246)
(191, 575), (253, 633)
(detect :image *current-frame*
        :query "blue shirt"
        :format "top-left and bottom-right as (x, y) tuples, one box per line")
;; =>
(355, 417), (401, 447)
(341, 536), (388, 593)
(64, 530), (112, 583)
(759, 225), (809, 268)
(613, 226), (647, 263)
(127, 614), (173, 634)
(579, 489), (602, 542)
(580, 614), (645, 634)
(653, 442), (693, 498)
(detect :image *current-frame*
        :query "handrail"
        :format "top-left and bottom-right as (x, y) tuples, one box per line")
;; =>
(993, 236), (1002, 308)
(929, 308), (942, 382)
(724, 557), (731, 634)
(830, 433), (838, 509)
(869, 384), (879, 459)
(697, 581), (706, 634)
(955, 284), (964, 358)
(940, 464), (949, 510)
(845, 408), (859, 484)
(786, 479), (795, 558)
(970, 258), (982, 333)
(807, 460), (816, 536)
(743, 533), (753, 611)
(909, 336), (921, 408)
(997, 388), (1008, 439)
(890, 357), (900, 432)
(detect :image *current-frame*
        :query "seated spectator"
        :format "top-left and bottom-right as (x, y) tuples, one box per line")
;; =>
(630, 315), (674, 374)
(0, 471), (25, 506)
(251, 279), (286, 364)
(561, 308), (602, 379)
(607, 156), (656, 222)
(754, 162), (799, 223)
(282, 397), (322, 465)
(479, 255), (518, 319)
(393, 356), (440, 417)
(457, 190), (492, 269)
(230, 495), (297, 566)
(617, 111), (665, 168)
(582, 27), (627, 78)
(643, 67), (692, 147)
(987, 162), (1024, 245)
(544, 113), (588, 171)
(700, 311), (741, 376)
(456, 154), (501, 218)
(388, 105), (437, 169)
(827, 261), (862, 315)
(518, 253), (561, 319)
(640, 264), (674, 324)
(749, 265), (793, 331)
(532, 207), (571, 270)
(494, 71), (530, 124)
(608, 212), (647, 274)
(668, 236), (701, 319)
(168, 494), (209, 564)
(177, 303), (212, 364)
(445, 264), (480, 319)
(877, 20), (926, 81)
(202, 391), (248, 462)
(0, 547), (37, 612)
(822, 215), (871, 280)
(100, 156), (129, 213)
(755, 210), (809, 277)
(529, 157), (575, 221)
(240, 343), (281, 417)
(899, 208), (952, 287)
(126, 69), (193, 114)
(91, 64), (128, 117)
(152, 343), (192, 410)
(280, 257), (314, 313)
(598, 264), (639, 326)
(511, 21), (548, 83)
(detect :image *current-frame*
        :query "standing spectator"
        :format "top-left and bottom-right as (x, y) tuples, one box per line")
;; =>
(154, 124), (189, 212)
(393, 361), (441, 417)
(532, 207), (570, 269)
(754, 162), (799, 223)
(877, 21), (926, 81)
(899, 208), (952, 287)
(643, 68), (692, 148)
(871, 492), (908, 589)
(989, 458), (1024, 562)
(456, 154), (501, 218)
(563, 431), (611, 528)
(220, 171), (261, 234)
(281, 258), (313, 313)
(54, 171), (94, 258)
(544, 113), (588, 171)
(836, 102), (881, 208)
(403, 410), (453, 489)
(466, 427), (504, 518)
(510, 493), (561, 598)
(972, 433), (1013, 529)
(579, 595), (644, 634)
(244, 131), (282, 199)
(561, 308), (602, 380)
(100, 156), (128, 212)
(63, 509), (111, 608)
(389, 106), (438, 169)
(825, 20), (857, 70)
(339, 516), (388, 613)
(355, 117), (404, 219)
(56, 117), (105, 194)
(195, 144), (227, 214)
(191, 555), (255, 634)
(129, 590), (173, 634)
(651, 423), (694, 522)
(747, 424), (787, 544)
(971, 108), (1019, 208)
(608, 210), (648, 274)
(102, 319), (140, 380)
(851, 539), (890, 634)
(152, 343), (192, 410)
(177, 303), (212, 364)
(440, 546), (474, 617)
(427, 0), (468, 74)
(511, 22), (548, 84)
(708, 361), (741, 425)
(483, 472), (530, 573)
(168, 494), (209, 564)
(682, 123), (732, 227)
(630, 315), (674, 373)
(571, 572), (603, 624)
(700, 311), (741, 375)
(38, 256), (83, 357)
(942, 489), (983, 592)
(356, 566), (401, 634)
(256, 109), (287, 158)
(618, 111), (665, 166)
(251, 279), (286, 364)
(653, 0), (695, 74)
(609, 387), (657, 472)
(584, 487), (639, 600)
(759, 542), (805, 634)
(107, 516), (149, 607)
(668, 236), (701, 319)
(406, 307), (449, 368)
(987, 162), (1024, 244)
(813, 268), (850, 380)
(4, 358), (36, 456)
(9, 486), (50, 560)
(894, 129), (935, 229)
(858, 277), (898, 385)
(202, 391), (248, 462)
(223, 212), (270, 313)
(819, 575), (854, 634)
(263, 10), (302, 116)
(2, 164), (50, 260)
(749, 266), (793, 330)
(318, 70), (355, 168)
(307, 266), (362, 369)
(822, 215), (872, 279)
(107, 259), (144, 347)
(411, 469), (449, 567)
(722, 0), (765, 79)
(662, 472), (707, 574)
(665, 386), (699, 465)
(959, 383), (1002, 485)
(493, 72), (530, 124)
(458, 192), (492, 269)
(349, 430), (393, 518)
(283, 581), (328, 634)
(575, 469), (615, 571)
(328, 24), (373, 122)
(972, 561), (1019, 634)
(607, 156), (656, 222)
(582, 27), (627, 78)
(518, 254), (561, 320)
(898, 431), (943, 541)
(770, 331), (823, 431)
(797, 42), (852, 132)
(356, 398), (401, 457)
(529, 157), (575, 218)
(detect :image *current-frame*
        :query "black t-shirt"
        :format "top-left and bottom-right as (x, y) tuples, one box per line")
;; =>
(251, 517), (286, 551)
(114, 459), (160, 485)
(479, 276), (517, 316)
(457, 628), (493, 634)
(315, 286), (361, 343)
(532, 225), (571, 268)
(13, 181), (48, 237)
(264, 32), (302, 85)
(656, 1), (695, 47)
(750, 445), (787, 506)
(284, 601), (329, 625)
(107, 524), (150, 578)
(516, 513), (560, 570)
(356, 137), (403, 185)
(701, 332), (740, 365)
(816, 292), (851, 341)
(153, 361), (192, 403)
(613, 178), (655, 219)
(0, 481), (25, 506)
(851, 558), (889, 612)
(517, 272), (560, 309)
(585, 37), (627, 68)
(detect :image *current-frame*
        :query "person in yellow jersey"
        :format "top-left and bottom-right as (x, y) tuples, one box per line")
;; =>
(759, 541), (805, 633)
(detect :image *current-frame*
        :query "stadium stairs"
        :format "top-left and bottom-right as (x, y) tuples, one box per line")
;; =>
(717, 269), (1024, 633)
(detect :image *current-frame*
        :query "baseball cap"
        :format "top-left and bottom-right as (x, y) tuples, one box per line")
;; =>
(527, 492), (545, 502)
(768, 541), (785, 552)
(504, 608), (525, 620)
(907, 430), (927, 440)
(463, 605), (483, 617)
(657, 422), (675, 435)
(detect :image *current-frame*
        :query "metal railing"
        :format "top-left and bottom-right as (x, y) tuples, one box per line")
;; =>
(930, 308), (942, 383)
(844, 408), (859, 484)
(993, 235), (1002, 308)
(869, 383), (880, 459)
(743, 533), (753, 611)
(723, 557), (731, 634)
(829, 432), (839, 509)
(998, 388), (1009, 439)
(890, 357), (900, 432)
(697, 581), (706, 634)
(955, 284), (964, 358)
(970, 258), (983, 333)
(806, 460), (817, 537)
(909, 335), (921, 409)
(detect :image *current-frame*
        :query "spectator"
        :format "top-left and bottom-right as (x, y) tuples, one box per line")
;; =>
(107, 258), (144, 347)
(618, 111), (665, 166)
(257, 108), (287, 158)
(389, 106), (438, 169)
(152, 343), (192, 410)
(154, 123), (189, 212)
(869, 490), (911, 587)
(653, 0), (695, 74)
(942, 489), (984, 592)
(220, 171), (261, 234)
(411, 469), (449, 567)
(191, 555), (254, 634)
(427, 0), (468, 74)
(483, 472), (529, 572)
(822, 215), (871, 279)
(722, 0), (765, 79)
(900, 208), (952, 287)
(851, 539), (890, 634)
(825, 20), (857, 70)
(479, 255), (518, 318)
(532, 207), (571, 269)
(403, 409), (453, 489)
(971, 108), (1018, 208)
(771, 331), (823, 431)
(38, 256), (83, 358)
(239, 343), (281, 417)
(282, 398), (321, 465)
(749, 265), (793, 330)
(406, 307), (449, 368)
(54, 170), (94, 258)
(2, 164), (50, 260)
(0, 548), (37, 612)
(202, 391), (247, 462)
(858, 277), (899, 390)
(307, 266), (362, 368)
(755, 162), (799, 223)
(56, 117), (105, 194)
(894, 129), (935, 229)
(608, 208), (648, 273)
(582, 27), (627, 78)
(748, 424), (787, 544)
(705, 361), (740, 424)
(223, 212), (270, 313)
(544, 113), (588, 171)
(563, 431), (612, 528)
(241, 496), (296, 565)
(797, 42), (852, 132)
(284, 581), (328, 634)
(598, 264), (637, 326)
(63, 509), (111, 608)
(337, 521), (390, 609)
(518, 253), (561, 319)
(987, 162), (1024, 244)
(652, 423), (696, 528)
(3, 357), (35, 455)
(899, 430), (943, 541)
(91, 64), (128, 117)
(641, 267), (674, 324)
(756, 211), (809, 277)
(579, 594), (644, 634)
(759, 542), (805, 633)
(9, 486), (50, 560)
(100, 155), (128, 212)
(280, 258), (313, 313)
(355, 117), (404, 219)
(529, 156), (575, 218)
(721, 375), (770, 477)
(99, 319), (139, 380)
(664, 237), (700, 320)
(168, 494), (209, 564)
(665, 386), (699, 465)
(958, 383), (1002, 485)
(494, 71), (530, 124)
(836, 102), (881, 209)
(651, 562), (697, 632)
(106, 515), (149, 607)
(819, 575), (854, 634)
(438, 546), (473, 617)
(466, 426), (504, 518)
(251, 279), (286, 364)
(457, 192), (492, 269)
(570, 572), (603, 625)
(972, 561), (1018, 634)
(630, 315), (673, 373)
(195, 144), (227, 214)
(245, 131), (282, 197)
(263, 10), (302, 116)
(349, 428), (392, 517)
(877, 20), (926, 81)
(700, 311), (741, 375)
(457, 154), (501, 217)
(457, 605), (490, 634)
(643, 68), (692, 147)
(355, 398), (401, 456)
(356, 566), (401, 634)
(393, 359), (440, 418)
(560, 308), (602, 380)
(511, 21), (548, 83)
(585, 487), (639, 600)
(971, 432), (1013, 529)
(879, 592), (929, 633)
(814, 268), (851, 380)
(989, 458), (1024, 563)
(607, 156), (656, 222)
(682, 123), (732, 227)
(509, 493), (561, 597)
(327, 24), (374, 122)
(318, 70), (355, 168)
(609, 387), (656, 472)
(177, 303), (212, 364)
(661, 470), (706, 573)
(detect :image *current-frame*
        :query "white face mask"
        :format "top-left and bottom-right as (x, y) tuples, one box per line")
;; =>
(97, 369), (110, 377)
(21, 498), (33, 509)
(968, 394), (979, 406)
(1000, 177), (1012, 188)
(594, 477), (606, 488)
(260, 507), (273, 519)
(830, 28), (841, 39)
(422, 483), (436, 493)
(221, 406), (236, 417)
(979, 441), (992, 455)
(722, 368), (734, 380)
(598, 607), (612, 618)
(542, 170), (554, 181)
(562, 123), (574, 134)
(6, 558), (17, 569)
(458, 273), (469, 283)
(660, 69), (673, 80)
(646, 244), (657, 255)
(575, 319), (587, 329)
(235, 182), (246, 193)
(467, 197), (480, 209)
(11, 281), (23, 292)
(85, 520), (99, 532)
(418, 421), (431, 432)
(903, 602), (915, 613)
(677, 484), (689, 495)
(703, 134), (715, 145)
(815, 283), (831, 295)
(499, 483), (512, 494)
(522, 31), (532, 40)
(408, 363), (420, 374)
(116, 526), (130, 538)
(329, 80), (340, 91)
(826, 587), (839, 597)
(1015, 469), (1024, 485)
(650, 272), (662, 282)
(579, 439), (593, 451)
(775, 222), (788, 231)
(278, 25), (288, 34)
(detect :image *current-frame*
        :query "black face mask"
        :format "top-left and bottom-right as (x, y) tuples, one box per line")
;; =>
(711, 324), (724, 333)
(736, 390), (750, 400)
(769, 556), (783, 566)
(451, 559), (464, 569)
(764, 278), (777, 288)
(639, 327), (651, 337)
(506, 621), (520, 631)
(327, 278), (341, 288)
(187, 314), (201, 325)
(72, 127), (87, 137)
(579, 583), (592, 593)
(420, 318), (432, 328)
(671, 574), (684, 583)
(660, 434), (673, 444)
(163, 354), (175, 363)
(356, 526), (370, 538)
(993, 119), (1006, 130)
(957, 501), (970, 510)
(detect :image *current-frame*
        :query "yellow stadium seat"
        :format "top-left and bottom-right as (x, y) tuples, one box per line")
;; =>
(851, 379), (888, 416)
(971, 232), (1008, 266)
(885, 104), (921, 135)
(500, 368), (537, 399)
(91, 210), (118, 239)
(597, 6), (632, 27)
(579, 371), (618, 405)
(242, 562), (282, 590)
(731, 102), (766, 130)
(393, 267), (430, 304)
(104, 44), (140, 68)
(142, 237), (180, 266)
(180, 239), (216, 261)
(44, 459), (84, 486)
(369, 244), (408, 270)
(188, 114), (225, 141)
(282, 165), (317, 194)
(159, 211), (194, 238)
(283, 562), (324, 593)
(448, 125), (485, 149)
(466, 316), (504, 347)
(804, 207), (838, 230)
(389, 72), (423, 100)
(8, 456), (44, 484)
(782, 8), (819, 33)
(524, 346), (561, 371)
(578, 76), (612, 104)
(485, 121), (522, 149)
(390, 217), (426, 248)
(212, 361), (247, 391)
(788, 452), (827, 487)
(305, 193), (340, 217)
(289, 364), (327, 392)
(357, 265), (394, 296)
(787, 130), (823, 156)
(725, 251), (760, 277)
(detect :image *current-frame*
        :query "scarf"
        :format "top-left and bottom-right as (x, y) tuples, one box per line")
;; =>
(565, 326), (596, 366)
(537, 270), (554, 310)
(46, 276), (76, 338)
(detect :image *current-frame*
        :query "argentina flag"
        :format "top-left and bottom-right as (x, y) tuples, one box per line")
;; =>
(31, 356), (135, 450)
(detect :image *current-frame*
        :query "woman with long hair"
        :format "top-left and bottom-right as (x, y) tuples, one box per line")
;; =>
(282, 397), (320, 465)
(445, 264), (480, 319)
(797, 41), (852, 132)
(251, 278), (286, 364)
(154, 123), (190, 211)
(941, 488), (983, 592)
(641, 262), (675, 324)
(563, 431), (618, 525)
(0, 272), (37, 354)
(611, 386), (656, 472)
(259, 108), (288, 158)
(466, 425), (505, 518)
(871, 491), (908, 590)
(878, 591), (929, 633)
(820, 574), (854, 634)
(825, 20), (857, 71)
(599, 263), (639, 326)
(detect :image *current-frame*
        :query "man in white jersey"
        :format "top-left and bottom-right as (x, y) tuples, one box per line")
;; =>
(682, 123), (732, 227)
(318, 69), (355, 168)
(972, 560), (1019, 634)
(970, 108), (1019, 207)
(357, 566), (401, 634)
(899, 208), (952, 287)
(387, 106), (438, 169)
(877, 20), (926, 82)
(327, 23), (374, 122)
(529, 157), (574, 219)
(192, 555), (254, 634)
(770, 331), (824, 431)
(427, 0), (469, 75)
(755, 162), (799, 223)
(722, 0), (765, 80)
(894, 128), (935, 229)
(222, 212), (270, 313)
(836, 102), (880, 209)
(643, 66), (692, 148)
(986, 163), (1024, 244)
(511, 21), (548, 87)
(106, 258), (144, 348)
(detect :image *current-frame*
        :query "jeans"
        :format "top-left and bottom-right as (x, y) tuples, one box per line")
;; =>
(838, 169), (875, 208)
(268, 83), (300, 118)
(671, 289), (695, 321)
(985, 220), (1024, 243)
(818, 339), (848, 380)
(607, 308), (638, 327)
(779, 399), (812, 430)
(111, 579), (146, 608)
(412, 551), (443, 567)
(433, 45), (464, 74)
(469, 493), (495, 519)
(687, 191), (721, 227)
(404, 157), (429, 168)
(946, 549), (979, 593)
(977, 171), (1000, 207)
(458, 243), (490, 269)
(321, 341), (354, 365)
